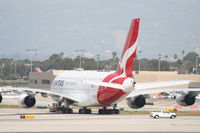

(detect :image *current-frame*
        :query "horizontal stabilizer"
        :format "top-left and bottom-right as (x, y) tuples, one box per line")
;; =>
(83, 80), (125, 91)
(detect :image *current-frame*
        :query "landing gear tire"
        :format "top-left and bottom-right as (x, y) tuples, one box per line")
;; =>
(61, 107), (66, 114)
(67, 108), (73, 114)
(98, 109), (120, 114)
(114, 109), (120, 114)
(79, 109), (91, 114)
(61, 107), (73, 114)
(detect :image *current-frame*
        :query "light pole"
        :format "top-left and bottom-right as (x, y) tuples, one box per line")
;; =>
(26, 49), (38, 73)
(75, 50), (86, 68)
(138, 50), (142, 72)
(158, 54), (162, 71)
(96, 54), (100, 71)
(10, 60), (12, 79)
(14, 62), (17, 77)
(11, 60), (17, 77)
(196, 54), (199, 74)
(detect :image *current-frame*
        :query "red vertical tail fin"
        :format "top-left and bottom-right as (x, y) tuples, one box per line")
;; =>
(117, 18), (140, 77)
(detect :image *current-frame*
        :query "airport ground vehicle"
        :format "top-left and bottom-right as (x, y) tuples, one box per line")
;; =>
(150, 110), (176, 119)
(0, 19), (200, 114)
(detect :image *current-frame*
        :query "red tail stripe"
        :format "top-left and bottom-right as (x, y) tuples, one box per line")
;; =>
(120, 18), (140, 59)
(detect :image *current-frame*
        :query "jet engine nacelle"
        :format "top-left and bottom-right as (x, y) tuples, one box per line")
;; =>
(18, 94), (36, 108)
(176, 93), (196, 106)
(126, 95), (146, 109)
(0, 94), (2, 103)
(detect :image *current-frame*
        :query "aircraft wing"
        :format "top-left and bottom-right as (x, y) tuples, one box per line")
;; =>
(127, 80), (200, 98)
(0, 86), (79, 102)
(134, 80), (191, 90)
(127, 88), (200, 97)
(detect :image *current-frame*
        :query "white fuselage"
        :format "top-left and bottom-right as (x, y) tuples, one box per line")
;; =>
(50, 71), (113, 107)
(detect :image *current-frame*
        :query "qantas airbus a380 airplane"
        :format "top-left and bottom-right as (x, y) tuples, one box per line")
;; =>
(0, 18), (200, 114)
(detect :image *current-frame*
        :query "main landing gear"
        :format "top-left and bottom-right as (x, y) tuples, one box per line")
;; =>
(61, 107), (73, 114)
(98, 108), (120, 114)
(79, 107), (92, 114)
(98, 104), (120, 114)
(50, 100), (120, 114)
(61, 99), (73, 114)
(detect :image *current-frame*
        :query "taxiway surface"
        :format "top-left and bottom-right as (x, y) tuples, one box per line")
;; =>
(0, 108), (200, 132)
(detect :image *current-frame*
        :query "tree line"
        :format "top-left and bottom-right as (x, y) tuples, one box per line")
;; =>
(0, 51), (199, 80)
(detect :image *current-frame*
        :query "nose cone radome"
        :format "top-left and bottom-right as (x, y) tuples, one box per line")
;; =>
(122, 78), (135, 93)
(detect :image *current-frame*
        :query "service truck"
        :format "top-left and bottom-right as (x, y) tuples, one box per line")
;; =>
(150, 110), (176, 119)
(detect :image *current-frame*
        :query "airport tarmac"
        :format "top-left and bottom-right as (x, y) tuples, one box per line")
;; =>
(0, 108), (200, 132)
(1, 95), (200, 132)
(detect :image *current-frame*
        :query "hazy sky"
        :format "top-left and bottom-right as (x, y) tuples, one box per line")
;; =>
(0, 0), (200, 60)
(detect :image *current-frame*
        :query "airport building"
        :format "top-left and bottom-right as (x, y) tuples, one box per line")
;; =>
(29, 70), (66, 89)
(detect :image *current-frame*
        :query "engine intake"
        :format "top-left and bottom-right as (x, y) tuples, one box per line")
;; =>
(176, 93), (196, 106)
(18, 94), (36, 108)
(127, 95), (146, 109)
